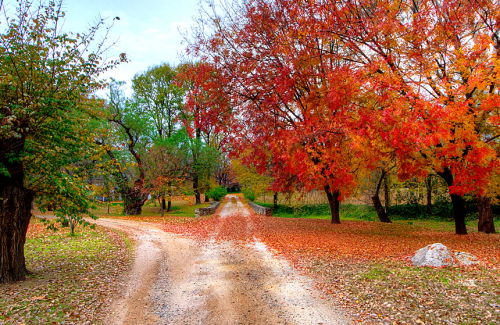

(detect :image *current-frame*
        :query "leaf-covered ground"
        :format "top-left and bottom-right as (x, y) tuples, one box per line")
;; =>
(140, 202), (500, 324)
(0, 218), (131, 325)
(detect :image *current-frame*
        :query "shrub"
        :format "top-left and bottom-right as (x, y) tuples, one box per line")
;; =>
(205, 186), (227, 202)
(243, 188), (255, 202)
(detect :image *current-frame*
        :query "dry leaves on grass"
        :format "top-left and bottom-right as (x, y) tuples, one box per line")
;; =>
(0, 219), (131, 325)
(157, 212), (500, 324)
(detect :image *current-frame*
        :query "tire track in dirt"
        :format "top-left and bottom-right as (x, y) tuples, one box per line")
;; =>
(40, 195), (351, 324)
(154, 195), (351, 324)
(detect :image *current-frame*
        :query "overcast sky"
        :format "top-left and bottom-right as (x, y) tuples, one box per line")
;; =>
(60, 0), (202, 96)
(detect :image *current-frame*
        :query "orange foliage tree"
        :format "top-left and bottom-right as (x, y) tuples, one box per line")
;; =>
(186, 0), (500, 234)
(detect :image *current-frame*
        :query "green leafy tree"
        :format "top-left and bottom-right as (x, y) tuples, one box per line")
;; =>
(143, 130), (191, 216)
(132, 63), (185, 211)
(0, 0), (125, 283)
(132, 63), (184, 140)
(104, 80), (150, 215)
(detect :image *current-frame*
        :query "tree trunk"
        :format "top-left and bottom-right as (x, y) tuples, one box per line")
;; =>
(160, 196), (164, 217)
(478, 195), (496, 234)
(372, 194), (392, 223)
(437, 167), (467, 235)
(426, 176), (432, 215)
(205, 194), (210, 203)
(273, 192), (278, 209)
(167, 182), (173, 212)
(122, 183), (148, 215)
(193, 113), (202, 206)
(373, 170), (391, 223)
(193, 176), (201, 205)
(70, 218), (75, 236)
(383, 176), (390, 214)
(324, 185), (340, 224)
(0, 149), (35, 283)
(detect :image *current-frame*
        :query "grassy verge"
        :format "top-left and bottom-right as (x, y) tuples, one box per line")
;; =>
(306, 257), (500, 324)
(91, 196), (211, 218)
(255, 201), (500, 232)
(0, 218), (131, 324)
(245, 214), (500, 324)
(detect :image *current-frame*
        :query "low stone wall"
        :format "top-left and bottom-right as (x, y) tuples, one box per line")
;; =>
(195, 202), (221, 217)
(248, 202), (272, 216)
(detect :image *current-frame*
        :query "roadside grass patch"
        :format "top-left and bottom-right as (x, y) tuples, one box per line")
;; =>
(0, 218), (130, 324)
(307, 258), (500, 324)
(244, 215), (500, 324)
(94, 197), (211, 219)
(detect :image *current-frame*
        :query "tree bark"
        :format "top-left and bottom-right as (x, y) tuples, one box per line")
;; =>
(193, 109), (202, 206)
(373, 170), (391, 223)
(273, 192), (278, 209)
(193, 176), (201, 205)
(383, 176), (390, 214)
(478, 195), (496, 234)
(69, 218), (75, 236)
(204, 194), (210, 203)
(160, 196), (164, 217)
(122, 181), (148, 215)
(372, 195), (392, 223)
(167, 182), (173, 212)
(426, 176), (432, 215)
(0, 138), (35, 283)
(437, 167), (467, 235)
(325, 185), (340, 224)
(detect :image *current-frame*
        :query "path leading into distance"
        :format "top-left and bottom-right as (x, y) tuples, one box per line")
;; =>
(98, 195), (352, 324)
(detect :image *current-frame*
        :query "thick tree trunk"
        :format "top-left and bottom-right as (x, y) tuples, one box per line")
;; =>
(160, 197), (164, 217)
(373, 170), (391, 223)
(0, 150), (35, 283)
(450, 193), (467, 235)
(426, 176), (432, 215)
(122, 183), (148, 215)
(161, 197), (166, 211)
(372, 195), (392, 223)
(478, 196), (496, 234)
(193, 176), (201, 205)
(69, 218), (75, 236)
(204, 194), (210, 203)
(167, 182), (173, 212)
(273, 192), (278, 209)
(324, 185), (340, 224)
(437, 167), (467, 235)
(383, 176), (390, 214)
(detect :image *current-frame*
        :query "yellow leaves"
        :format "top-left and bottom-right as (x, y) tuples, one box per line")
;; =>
(232, 159), (272, 197)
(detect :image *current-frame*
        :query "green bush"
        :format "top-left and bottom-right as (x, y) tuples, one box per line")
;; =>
(243, 188), (255, 202)
(205, 186), (227, 202)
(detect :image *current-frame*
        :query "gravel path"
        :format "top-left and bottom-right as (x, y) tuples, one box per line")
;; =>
(95, 196), (352, 324)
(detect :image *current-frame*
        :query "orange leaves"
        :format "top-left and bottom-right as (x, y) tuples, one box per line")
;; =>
(157, 213), (500, 266)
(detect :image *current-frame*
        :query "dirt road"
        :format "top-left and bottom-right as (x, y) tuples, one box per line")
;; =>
(98, 195), (352, 324)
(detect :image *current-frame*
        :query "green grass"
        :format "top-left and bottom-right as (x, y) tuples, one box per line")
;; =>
(91, 197), (212, 217)
(254, 201), (500, 234)
(0, 218), (130, 324)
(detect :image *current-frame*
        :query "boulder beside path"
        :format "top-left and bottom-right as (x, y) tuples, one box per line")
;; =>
(411, 243), (480, 267)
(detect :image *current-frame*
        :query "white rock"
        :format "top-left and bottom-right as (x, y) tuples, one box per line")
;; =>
(454, 252), (479, 266)
(411, 243), (453, 267)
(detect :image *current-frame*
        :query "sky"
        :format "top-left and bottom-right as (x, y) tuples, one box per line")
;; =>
(59, 0), (202, 96)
